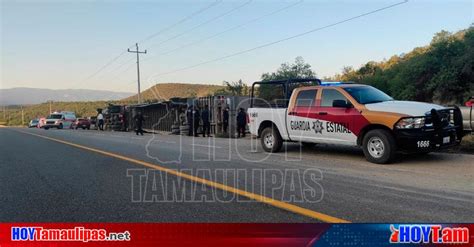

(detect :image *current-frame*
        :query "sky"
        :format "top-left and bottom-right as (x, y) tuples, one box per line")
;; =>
(1, 0), (473, 93)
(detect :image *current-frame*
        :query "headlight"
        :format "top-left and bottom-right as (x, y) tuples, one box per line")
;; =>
(395, 117), (425, 129)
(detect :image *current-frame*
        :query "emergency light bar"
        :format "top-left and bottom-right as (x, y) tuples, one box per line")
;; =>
(320, 81), (342, 85)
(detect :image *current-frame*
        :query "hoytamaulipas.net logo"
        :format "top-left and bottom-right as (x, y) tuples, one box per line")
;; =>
(390, 224), (469, 244)
(11, 226), (131, 242)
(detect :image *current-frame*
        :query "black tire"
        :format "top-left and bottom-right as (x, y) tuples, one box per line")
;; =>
(44, 127), (49, 130)
(301, 142), (316, 148)
(87, 126), (90, 130)
(58, 124), (63, 129)
(260, 127), (283, 153)
(362, 129), (397, 164)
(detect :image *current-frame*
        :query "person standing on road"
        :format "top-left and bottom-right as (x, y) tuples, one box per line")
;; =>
(134, 111), (145, 136)
(201, 105), (211, 137)
(236, 108), (247, 138)
(187, 105), (193, 136)
(193, 105), (201, 137)
(97, 111), (104, 131)
(223, 107), (229, 134)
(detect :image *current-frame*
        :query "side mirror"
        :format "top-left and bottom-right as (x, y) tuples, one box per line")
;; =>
(332, 100), (352, 108)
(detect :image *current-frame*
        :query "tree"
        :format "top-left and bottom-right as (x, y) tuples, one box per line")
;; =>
(261, 56), (316, 81)
(332, 26), (474, 104)
(214, 79), (249, 96)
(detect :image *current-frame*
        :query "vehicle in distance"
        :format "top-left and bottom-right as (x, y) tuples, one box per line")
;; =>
(72, 118), (91, 130)
(42, 111), (76, 130)
(248, 79), (464, 164)
(28, 119), (39, 128)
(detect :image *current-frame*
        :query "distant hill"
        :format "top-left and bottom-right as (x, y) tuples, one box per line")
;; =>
(0, 87), (134, 105)
(123, 83), (225, 102)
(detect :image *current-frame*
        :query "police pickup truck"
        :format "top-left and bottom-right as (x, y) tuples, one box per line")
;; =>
(248, 79), (464, 164)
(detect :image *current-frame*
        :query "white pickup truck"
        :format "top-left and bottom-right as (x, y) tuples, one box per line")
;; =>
(248, 79), (464, 164)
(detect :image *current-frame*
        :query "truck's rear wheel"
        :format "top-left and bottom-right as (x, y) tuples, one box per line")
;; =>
(362, 129), (396, 164)
(261, 127), (282, 152)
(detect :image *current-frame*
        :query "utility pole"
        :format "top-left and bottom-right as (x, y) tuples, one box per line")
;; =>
(128, 43), (147, 104)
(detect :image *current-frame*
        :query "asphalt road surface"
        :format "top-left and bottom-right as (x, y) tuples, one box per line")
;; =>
(1, 127), (473, 223)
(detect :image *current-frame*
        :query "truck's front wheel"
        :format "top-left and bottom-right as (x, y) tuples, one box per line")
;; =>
(362, 129), (396, 164)
(261, 127), (283, 153)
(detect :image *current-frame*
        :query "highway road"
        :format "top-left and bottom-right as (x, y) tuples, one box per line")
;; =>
(1, 127), (473, 223)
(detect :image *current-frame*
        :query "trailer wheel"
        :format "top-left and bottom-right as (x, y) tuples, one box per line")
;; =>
(261, 127), (282, 153)
(362, 129), (396, 164)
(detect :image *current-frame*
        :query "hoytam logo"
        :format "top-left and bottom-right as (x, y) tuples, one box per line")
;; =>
(390, 224), (469, 244)
(11, 226), (131, 242)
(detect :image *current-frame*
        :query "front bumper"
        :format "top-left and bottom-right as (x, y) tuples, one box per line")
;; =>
(394, 106), (464, 153)
(394, 127), (462, 153)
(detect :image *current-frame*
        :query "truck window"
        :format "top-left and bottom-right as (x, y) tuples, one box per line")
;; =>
(321, 89), (348, 107)
(295, 90), (317, 107)
(253, 84), (287, 108)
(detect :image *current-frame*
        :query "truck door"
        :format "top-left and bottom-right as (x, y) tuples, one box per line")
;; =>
(311, 88), (358, 145)
(287, 89), (318, 142)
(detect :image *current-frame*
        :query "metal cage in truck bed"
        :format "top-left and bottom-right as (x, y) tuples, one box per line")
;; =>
(250, 78), (322, 108)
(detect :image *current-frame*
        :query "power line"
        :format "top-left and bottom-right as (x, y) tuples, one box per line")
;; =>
(138, 0), (223, 44)
(80, 50), (128, 83)
(150, 0), (408, 78)
(109, 62), (136, 80)
(147, 0), (253, 49)
(78, 1), (222, 85)
(102, 57), (135, 76)
(143, 0), (303, 62)
(103, 0), (254, 84)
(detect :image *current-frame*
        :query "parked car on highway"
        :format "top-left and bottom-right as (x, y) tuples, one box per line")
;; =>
(42, 111), (76, 129)
(28, 119), (39, 128)
(72, 118), (91, 130)
(248, 79), (464, 164)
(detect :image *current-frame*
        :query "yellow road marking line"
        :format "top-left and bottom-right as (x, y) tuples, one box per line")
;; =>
(16, 129), (350, 223)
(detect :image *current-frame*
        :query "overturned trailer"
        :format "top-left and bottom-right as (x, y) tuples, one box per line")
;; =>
(127, 96), (250, 136)
(127, 99), (187, 133)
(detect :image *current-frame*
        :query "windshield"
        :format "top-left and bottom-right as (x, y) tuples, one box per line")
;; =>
(47, 114), (63, 119)
(343, 86), (393, 104)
